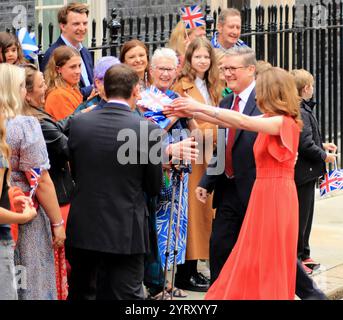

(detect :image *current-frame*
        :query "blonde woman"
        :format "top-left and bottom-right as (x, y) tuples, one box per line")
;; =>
(172, 37), (220, 292)
(0, 102), (37, 300)
(0, 63), (65, 300)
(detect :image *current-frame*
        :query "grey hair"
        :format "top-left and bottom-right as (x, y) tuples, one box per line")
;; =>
(151, 48), (178, 68)
(223, 46), (257, 66)
(218, 8), (241, 25)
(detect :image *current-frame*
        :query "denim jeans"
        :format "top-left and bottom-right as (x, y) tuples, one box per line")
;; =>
(0, 240), (18, 300)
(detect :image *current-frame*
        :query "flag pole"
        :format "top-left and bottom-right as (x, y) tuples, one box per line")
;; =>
(184, 27), (190, 42)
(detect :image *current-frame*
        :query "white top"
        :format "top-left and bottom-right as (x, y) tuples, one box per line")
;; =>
(195, 77), (212, 105)
(226, 80), (256, 141)
(231, 80), (256, 113)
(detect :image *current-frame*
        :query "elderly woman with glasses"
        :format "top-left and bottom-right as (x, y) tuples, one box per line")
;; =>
(139, 47), (199, 300)
(170, 37), (221, 293)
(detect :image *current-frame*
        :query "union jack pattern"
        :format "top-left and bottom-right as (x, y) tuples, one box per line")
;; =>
(137, 86), (173, 112)
(319, 169), (343, 197)
(180, 5), (205, 29)
(28, 167), (41, 199)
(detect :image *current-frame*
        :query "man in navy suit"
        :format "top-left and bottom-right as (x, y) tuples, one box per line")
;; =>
(66, 64), (162, 300)
(198, 47), (327, 299)
(40, 2), (94, 99)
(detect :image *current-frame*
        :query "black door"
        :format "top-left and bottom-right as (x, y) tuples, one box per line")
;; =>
(227, 0), (250, 9)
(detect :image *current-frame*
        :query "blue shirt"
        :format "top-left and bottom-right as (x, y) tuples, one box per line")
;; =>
(211, 31), (247, 50)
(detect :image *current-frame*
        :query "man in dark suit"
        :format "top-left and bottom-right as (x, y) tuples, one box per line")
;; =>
(66, 64), (162, 300)
(197, 47), (327, 299)
(40, 2), (94, 99)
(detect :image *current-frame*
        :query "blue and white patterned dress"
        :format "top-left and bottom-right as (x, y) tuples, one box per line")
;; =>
(6, 116), (57, 300)
(153, 89), (189, 269)
(156, 165), (188, 270)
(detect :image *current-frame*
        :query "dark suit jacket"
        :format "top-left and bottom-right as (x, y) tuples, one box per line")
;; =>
(40, 36), (94, 99)
(66, 102), (163, 255)
(33, 107), (75, 205)
(199, 89), (261, 207)
(295, 100), (326, 186)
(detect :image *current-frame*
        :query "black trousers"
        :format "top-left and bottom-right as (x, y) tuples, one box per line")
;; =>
(297, 180), (316, 260)
(175, 260), (198, 282)
(209, 179), (246, 284)
(296, 259), (327, 299)
(66, 246), (145, 300)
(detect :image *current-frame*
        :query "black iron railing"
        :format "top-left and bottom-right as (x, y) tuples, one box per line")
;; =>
(5, 1), (343, 165)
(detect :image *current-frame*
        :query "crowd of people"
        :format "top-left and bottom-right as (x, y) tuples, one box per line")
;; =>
(0, 2), (338, 300)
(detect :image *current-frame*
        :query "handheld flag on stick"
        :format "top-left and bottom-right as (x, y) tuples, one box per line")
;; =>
(319, 160), (343, 197)
(17, 27), (39, 61)
(137, 86), (173, 129)
(180, 5), (205, 29)
(27, 168), (41, 199)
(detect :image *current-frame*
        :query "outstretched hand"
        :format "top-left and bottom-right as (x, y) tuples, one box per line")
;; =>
(164, 94), (202, 118)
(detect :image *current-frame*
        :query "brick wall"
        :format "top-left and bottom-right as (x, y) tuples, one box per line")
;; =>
(0, 1), (35, 31)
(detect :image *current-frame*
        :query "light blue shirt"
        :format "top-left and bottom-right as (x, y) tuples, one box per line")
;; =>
(61, 35), (91, 86)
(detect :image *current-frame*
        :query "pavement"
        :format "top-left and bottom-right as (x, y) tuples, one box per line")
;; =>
(168, 188), (343, 300)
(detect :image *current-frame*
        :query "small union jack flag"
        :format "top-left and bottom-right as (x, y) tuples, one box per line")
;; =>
(320, 170), (340, 197)
(180, 5), (205, 29)
(28, 168), (41, 199)
(334, 170), (343, 190)
(137, 86), (173, 112)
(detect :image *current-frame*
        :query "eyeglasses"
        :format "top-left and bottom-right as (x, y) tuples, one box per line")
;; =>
(154, 66), (176, 74)
(220, 66), (247, 73)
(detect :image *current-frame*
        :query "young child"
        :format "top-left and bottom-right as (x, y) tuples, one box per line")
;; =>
(0, 120), (37, 300)
(1, 33), (26, 65)
(0, 32), (11, 63)
(291, 69), (337, 274)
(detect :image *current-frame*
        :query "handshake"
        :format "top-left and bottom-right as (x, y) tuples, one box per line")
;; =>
(165, 136), (199, 163)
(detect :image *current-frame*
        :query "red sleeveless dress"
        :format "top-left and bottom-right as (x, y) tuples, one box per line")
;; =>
(205, 116), (300, 300)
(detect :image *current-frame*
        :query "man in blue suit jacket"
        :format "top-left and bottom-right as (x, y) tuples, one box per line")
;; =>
(198, 47), (327, 299)
(40, 3), (94, 99)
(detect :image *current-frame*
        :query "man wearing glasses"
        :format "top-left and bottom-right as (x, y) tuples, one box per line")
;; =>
(197, 46), (327, 300)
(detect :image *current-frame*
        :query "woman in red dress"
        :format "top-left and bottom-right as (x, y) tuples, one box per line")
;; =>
(168, 66), (302, 300)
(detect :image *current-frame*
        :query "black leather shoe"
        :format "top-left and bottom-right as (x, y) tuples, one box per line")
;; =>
(195, 272), (210, 285)
(175, 274), (210, 292)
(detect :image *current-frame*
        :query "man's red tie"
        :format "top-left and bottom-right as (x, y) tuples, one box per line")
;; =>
(225, 95), (241, 177)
